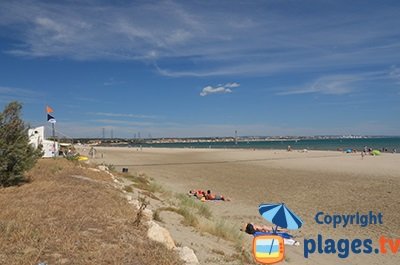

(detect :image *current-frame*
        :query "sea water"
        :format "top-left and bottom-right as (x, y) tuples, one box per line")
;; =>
(138, 137), (400, 152)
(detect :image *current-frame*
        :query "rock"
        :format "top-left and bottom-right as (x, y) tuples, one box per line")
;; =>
(176, 246), (199, 265)
(98, 165), (108, 171)
(127, 199), (140, 209)
(147, 221), (176, 250)
(143, 208), (153, 220)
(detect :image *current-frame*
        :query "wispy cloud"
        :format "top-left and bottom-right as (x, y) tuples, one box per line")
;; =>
(0, 86), (44, 103)
(1, 1), (400, 77)
(200, 82), (239, 96)
(389, 66), (400, 85)
(0, 1), (201, 60)
(277, 75), (359, 96)
(103, 80), (125, 86)
(88, 112), (157, 119)
(0, 86), (35, 96)
(93, 119), (155, 127)
(74, 97), (111, 104)
(277, 70), (391, 96)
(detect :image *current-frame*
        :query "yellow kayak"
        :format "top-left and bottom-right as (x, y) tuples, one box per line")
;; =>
(77, 156), (89, 161)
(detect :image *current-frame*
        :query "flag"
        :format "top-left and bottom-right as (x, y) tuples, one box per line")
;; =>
(46, 105), (54, 113)
(47, 114), (56, 124)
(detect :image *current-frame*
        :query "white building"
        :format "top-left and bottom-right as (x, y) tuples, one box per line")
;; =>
(28, 126), (59, 158)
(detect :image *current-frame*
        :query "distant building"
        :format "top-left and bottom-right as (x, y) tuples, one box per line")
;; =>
(28, 126), (59, 158)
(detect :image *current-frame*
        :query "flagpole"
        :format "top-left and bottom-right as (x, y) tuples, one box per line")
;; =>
(52, 122), (56, 157)
(46, 105), (56, 158)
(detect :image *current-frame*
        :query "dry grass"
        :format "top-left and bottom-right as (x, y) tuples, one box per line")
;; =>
(197, 220), (256, 264)
(172, 194), (241, 243)
(199, 219), (243, 243)
(156, 192), (252, 262)
(155, 206), (199, 227)
(175, 193), (212, 219)
(123, 185), (134, 193)
(0, 158), (183, 265)
(123, 173), (164, 194)
(153, 210), (162, 222)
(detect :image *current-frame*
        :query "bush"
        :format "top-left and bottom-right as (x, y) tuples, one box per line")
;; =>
(0, 102), (42, 187)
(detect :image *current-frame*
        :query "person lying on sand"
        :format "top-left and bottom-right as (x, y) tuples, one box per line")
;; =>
(241, 223), (287, 234)
(241, 223), (300, 246)
(188, 189), (205, 198)
(203, 190), (230, 201)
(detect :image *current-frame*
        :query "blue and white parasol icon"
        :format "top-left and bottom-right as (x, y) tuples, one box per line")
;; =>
(258, 203), (303, 231)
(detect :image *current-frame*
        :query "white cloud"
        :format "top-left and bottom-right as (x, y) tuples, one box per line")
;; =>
(200, 83), (239, 96)
(225, 82), (240, 88)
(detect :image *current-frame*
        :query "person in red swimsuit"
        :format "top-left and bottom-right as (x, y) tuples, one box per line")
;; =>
(188, 189), (205, 199)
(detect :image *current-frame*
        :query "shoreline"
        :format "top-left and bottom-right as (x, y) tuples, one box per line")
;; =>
(93, 143), (400, 154)
(90, 136), (400, 153)
(84, 144), (400, 153)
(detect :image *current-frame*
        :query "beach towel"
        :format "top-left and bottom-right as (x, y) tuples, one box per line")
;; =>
(253, 232), (299, 246)
(253, 231), (293, 239)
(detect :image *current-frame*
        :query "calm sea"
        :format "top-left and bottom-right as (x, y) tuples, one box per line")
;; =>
(137, 137), (400, 152)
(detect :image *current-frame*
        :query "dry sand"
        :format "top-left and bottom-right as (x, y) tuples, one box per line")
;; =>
(85, 146), (400, 264)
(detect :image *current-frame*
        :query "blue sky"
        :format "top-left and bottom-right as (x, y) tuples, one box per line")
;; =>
(0, 0), (399, 138)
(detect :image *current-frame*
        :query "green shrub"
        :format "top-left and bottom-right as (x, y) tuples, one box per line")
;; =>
(106, 164), (115, 171)
(0, 102), (42, 187)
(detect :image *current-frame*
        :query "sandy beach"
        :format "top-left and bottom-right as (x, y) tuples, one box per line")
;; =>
(87, 147), (400, 264)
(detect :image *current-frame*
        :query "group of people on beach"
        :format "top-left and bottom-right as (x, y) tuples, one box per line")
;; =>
(188, 189), (230, 201)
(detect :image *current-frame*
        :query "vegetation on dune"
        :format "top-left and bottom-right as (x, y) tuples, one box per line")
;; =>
(0, 101), (42, 187)
(175, 193), (213, 219)
(0, 159), (183, 265)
